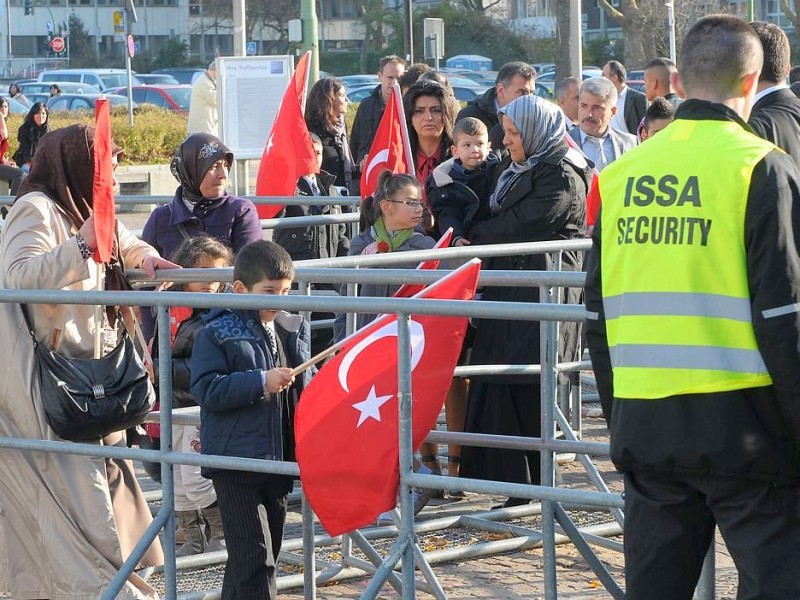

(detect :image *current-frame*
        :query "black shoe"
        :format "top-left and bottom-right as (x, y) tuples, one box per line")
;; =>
(491, 497), (530, 510)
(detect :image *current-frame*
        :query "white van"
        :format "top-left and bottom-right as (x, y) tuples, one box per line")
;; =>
(37, 69), (141, 92)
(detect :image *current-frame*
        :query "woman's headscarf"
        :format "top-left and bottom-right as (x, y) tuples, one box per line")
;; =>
(17, 124), (130, 297)
(489, 95), (568, 213)
(169, 132), (233, 207)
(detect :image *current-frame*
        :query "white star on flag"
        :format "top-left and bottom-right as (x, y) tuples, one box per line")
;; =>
(352, 386), (394, 428)
(266, 133), (275, 152)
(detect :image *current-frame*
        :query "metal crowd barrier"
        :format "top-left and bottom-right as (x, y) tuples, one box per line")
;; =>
(0, 196), (719, 598)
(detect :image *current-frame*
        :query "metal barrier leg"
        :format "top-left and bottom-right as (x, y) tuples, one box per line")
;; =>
(397, 314), (417, 600)
(540, 281), (558, 600)
(695, 537), (716, 600)
(302, 491), (317, 600)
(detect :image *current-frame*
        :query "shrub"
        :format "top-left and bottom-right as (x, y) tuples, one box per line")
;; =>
(6, 105), (189, 164)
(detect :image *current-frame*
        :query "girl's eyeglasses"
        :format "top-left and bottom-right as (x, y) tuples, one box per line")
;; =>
(386, 199), (424, 209)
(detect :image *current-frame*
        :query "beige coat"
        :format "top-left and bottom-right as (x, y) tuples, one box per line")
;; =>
(187, 71), (218, 137)
(0, 192), (164, 599)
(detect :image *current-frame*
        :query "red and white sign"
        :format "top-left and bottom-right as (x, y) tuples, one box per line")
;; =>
(50, 37), (65, 53)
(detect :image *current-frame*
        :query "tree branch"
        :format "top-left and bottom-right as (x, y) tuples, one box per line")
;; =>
(598, 0), (626, 24)
(781, 0), (797, 22)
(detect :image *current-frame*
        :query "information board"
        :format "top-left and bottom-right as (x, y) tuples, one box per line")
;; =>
(217, 55), (294, 159)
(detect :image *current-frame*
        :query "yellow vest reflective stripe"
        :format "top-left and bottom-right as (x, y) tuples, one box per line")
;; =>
(598, 118), (774, 399)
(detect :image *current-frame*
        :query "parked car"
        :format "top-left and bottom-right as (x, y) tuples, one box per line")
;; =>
(111, 84), (191, 113)
(135, 73), (180, 85)
(37, 69), (141, 92)
(6, 97), (30, 114)
(535, 82), (554, 100)
(25, 93), (50, 106)
(627, 80), (645, 94)
(346, 84), (376, 103)
(19, 81), (101, 95)
(339, 74), (379, 90)
(152, 68), (205, 85)
(46, 93), (134, 112)
(452, 85), (490, 102)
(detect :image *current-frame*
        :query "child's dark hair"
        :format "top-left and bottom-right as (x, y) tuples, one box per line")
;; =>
(643, 96), (676, 130)
(453, 117), (488, 144)
(169, 235), (233, 290)
(361, 170), (421, 228)
(233, 240), (295, 288)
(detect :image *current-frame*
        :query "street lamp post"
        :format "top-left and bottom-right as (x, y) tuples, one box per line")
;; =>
(665, 0), (676, 63)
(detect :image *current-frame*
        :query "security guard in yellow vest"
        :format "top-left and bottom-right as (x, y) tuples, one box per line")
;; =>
(585, 15), (800, 600)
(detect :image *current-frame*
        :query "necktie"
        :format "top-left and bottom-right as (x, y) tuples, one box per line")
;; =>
(264, 325), (277, 357)
(310, 179), (321, 196)
(585, 136), (608, 172)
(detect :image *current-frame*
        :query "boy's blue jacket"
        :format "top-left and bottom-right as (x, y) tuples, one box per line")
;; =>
(190, 307), (311, 477)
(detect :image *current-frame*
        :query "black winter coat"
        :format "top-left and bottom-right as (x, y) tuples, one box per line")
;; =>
(748, 88), (800, 173)
(468, 145), (589, 384)
(349, 85), (385, 164)
(274, 170), (350, 262)
(310, 126), (352, 189)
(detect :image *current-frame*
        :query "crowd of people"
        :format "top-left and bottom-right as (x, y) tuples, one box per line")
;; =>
(2, 11), (800, 600)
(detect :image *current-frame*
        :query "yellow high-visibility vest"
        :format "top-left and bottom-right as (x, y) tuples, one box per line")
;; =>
(597, 118), (774, 399)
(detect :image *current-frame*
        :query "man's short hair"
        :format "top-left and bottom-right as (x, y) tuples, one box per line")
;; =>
(643, 96), (676, 130)
(644, 57), (676, 88)
(580, 77), (618, 106)
(556, 76), (580, 99)
(678, 15), (763, 97)
(496, 61), (535, 88)
(379, 55), (406, 73)
(453, 117), (488, 143)
(605, 60), (627, 82)
(399, 63), (430, 89)
(749, 21), (790, 83)
(234, 241), (295, 289)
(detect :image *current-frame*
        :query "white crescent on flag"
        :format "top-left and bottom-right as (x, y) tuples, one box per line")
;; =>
(364, 148), (390, 183)
(338, 319), (426, 393)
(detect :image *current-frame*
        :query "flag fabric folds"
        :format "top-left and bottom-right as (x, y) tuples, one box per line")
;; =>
(255, 51), (317, 219)
(360, 85), (411, 200)
(92, 97), (115, 264)
(294, 259), (481, 536)
(392, 227), (454, 298)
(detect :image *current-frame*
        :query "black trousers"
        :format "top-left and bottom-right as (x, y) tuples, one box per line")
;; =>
(623, 471), (800, 600)
(211, 472), (291, 600)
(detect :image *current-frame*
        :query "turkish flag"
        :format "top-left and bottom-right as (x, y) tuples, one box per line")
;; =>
(92, 97), (115, 263)
(255, 51), (318, 219)
(360, 86), (410, 200)
(295, 259), (480, 536)
(393, 227), (453, 298)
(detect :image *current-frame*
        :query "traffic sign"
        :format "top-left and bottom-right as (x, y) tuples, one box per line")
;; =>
(46, 21), (53, 32)
(49, 36), (65, 53)
(127, 34), (135, 58)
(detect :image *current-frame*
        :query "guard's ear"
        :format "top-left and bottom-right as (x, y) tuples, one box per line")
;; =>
(671, 72), (686, 100)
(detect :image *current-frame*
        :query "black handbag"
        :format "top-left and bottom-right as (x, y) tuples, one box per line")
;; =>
(21, 305), (156, 441)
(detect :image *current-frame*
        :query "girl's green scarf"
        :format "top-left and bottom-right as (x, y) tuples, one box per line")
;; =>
(373, 217), (414, 252)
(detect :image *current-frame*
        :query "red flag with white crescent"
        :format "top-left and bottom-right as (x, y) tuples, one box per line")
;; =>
(93, 97), (115, 263)
(392, 227), (454, 298)
(294, 259), (480, 536)
(360, 85), (411, 200)
(255, 51), (317, 219)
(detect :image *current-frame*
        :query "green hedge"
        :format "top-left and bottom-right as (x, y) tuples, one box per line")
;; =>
(6, 105), (188, 165)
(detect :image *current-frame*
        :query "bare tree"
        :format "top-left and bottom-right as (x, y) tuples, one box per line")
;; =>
(780, 1), (800, 56)
(193, 0), (299, 53)
(458, 0), (505, 11)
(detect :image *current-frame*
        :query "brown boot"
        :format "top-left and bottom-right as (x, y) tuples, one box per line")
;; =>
(175, 510), (205, 557)
(203, 505), (226, 553)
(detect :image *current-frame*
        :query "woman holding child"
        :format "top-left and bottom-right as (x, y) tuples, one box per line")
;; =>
(460, 95), (590, 506)
(305, 76), (355, 192)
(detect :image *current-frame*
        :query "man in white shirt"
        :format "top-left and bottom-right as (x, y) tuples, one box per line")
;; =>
(567, 77), (638, 172)
(603, 60), (648, 135)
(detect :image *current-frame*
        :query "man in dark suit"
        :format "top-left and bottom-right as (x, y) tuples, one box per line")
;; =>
(603, 60), (648, 135)
(748, 22), (800, 169)
(568, 77), (638, 172)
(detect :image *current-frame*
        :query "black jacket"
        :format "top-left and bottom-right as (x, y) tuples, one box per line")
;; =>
(427, 153), (501, 242)
(468, 144), (589, 383)
(456, 87), (505, 151)
(274, 170), (350, 262)
(349, 85), (385, 164)
(623, 87), (648, 135)
(748, 87), (800, 172)
(585, 100), (800, 484)
(310, 126), (352, 189)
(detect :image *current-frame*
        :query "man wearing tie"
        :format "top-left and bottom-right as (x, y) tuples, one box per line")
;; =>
(568, 77), (638, 172)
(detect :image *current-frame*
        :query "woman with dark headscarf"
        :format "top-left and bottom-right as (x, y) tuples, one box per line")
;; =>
(0, 124), (175, 598)
(13, 101), (49, 171)
(140, 132), (262, 339)
(305, 76), (355, 192)
(460, 95), (590, 507)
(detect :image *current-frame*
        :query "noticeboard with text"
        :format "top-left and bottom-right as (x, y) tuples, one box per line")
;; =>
(216, 55), (294, 159)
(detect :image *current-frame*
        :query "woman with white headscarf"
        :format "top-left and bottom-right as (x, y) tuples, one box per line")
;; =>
(460, 94), (591, 508)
